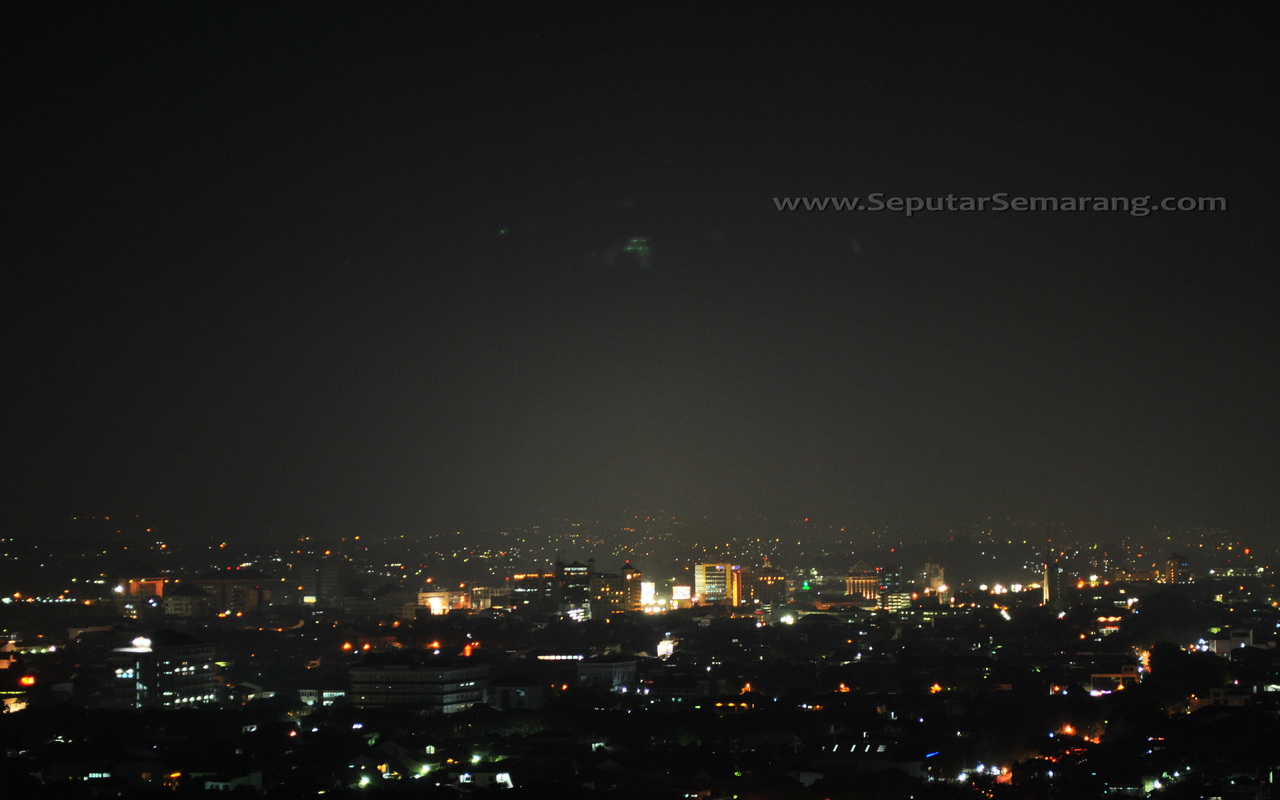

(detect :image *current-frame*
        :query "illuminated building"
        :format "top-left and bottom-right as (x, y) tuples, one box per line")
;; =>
(469, 585), (499, 610)
(922, 562), (949, 602)
(1043, 562), (1068, 611)
(418, 590), (456, 615)
(882, 592), (912, 612)
(621, 561), (644, 611)
(588, 571), (625, 617)
(845, 561), (879, 602)
(509, 572), (559, 613)
(877, 565), (909, 610)
(124, 577), (165, 598)
(112, 560), (166, 596)
(348, 654), (490, 713)
(1164, 554), (1192, 584)
(298, 688), (346, 707)
(746, 558), (788, 607)
(112, 630), (219, 709)
(556, 557), (592, 618)
(694, 563), (742, 606)
(561, 559), (591, 590)
(112, 561), (168, 618)
(1208, 629), (1253, 653)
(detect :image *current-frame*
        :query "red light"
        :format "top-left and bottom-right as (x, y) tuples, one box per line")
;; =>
(19, 675), (36, 687)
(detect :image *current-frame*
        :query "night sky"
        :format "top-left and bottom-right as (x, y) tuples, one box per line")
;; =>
(7, 5), (1276, 540)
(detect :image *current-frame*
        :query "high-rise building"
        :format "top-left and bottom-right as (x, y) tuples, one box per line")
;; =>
(1042, 530), (1068, 611)
(922, 562), (949, 602)
(112, 630), (219, 709)
(620, 561), (644, 612)
(589, 570), (626, 617)
(877, 565), (908, 610)
(746, 558), (788, 607)
(694, 563), (742, 606)
(510, 572), (559, 613)
(1165, 554), (1192, 584)
(561, 560), (591, 590)
(1043, 562), (1068, 611)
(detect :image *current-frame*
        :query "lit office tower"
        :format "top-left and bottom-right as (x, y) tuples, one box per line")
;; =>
(112, 629), (219, 709)
(510, 571), (559, 613)
(620, 561), (644, 612)
(1164, 554), (1191, 584)
(747, 558), (788, 607)
(694, 563), (742, 606)
(560, 559), (592, 620)
(589, 569), (626, 617)
(561, 559), (591, 590)
(878, 565), (910, 611)
(1042, 532), (1068, 610)
(922, 562), (948, 600)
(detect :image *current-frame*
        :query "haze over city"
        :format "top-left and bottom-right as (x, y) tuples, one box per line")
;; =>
(9, 5), (1274, 547)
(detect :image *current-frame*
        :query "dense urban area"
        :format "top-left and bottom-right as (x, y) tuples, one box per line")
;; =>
(1, 514), (1277, 799)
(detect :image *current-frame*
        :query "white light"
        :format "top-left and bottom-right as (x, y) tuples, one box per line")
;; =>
(131, 637), (152, 650)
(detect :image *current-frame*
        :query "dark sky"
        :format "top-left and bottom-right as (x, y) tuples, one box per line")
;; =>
(7, 4), (1276, 540)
